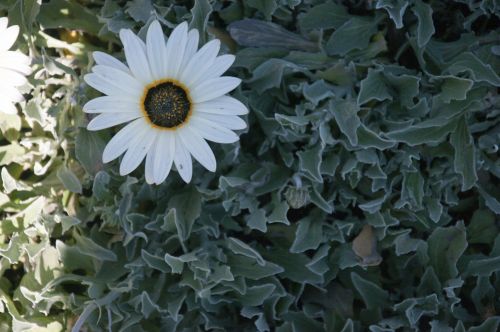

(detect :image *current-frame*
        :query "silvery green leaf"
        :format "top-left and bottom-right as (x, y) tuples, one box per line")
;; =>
(467, 317), (500, 332)
(299, 2), (350, 30)
(266, 248), (323, 284)
(447, 52), (500, 86)
(190, 0), (212, 41)
(386, 118), (458, 146)
(248, 59), (301, 93)
(227, 254), (284, 280)
(227, 237), (265, 266)
(357, 70), (392, 106)
(141, 250), (171, 273)
(56, 165), (82, 194)
(436, 76), (474, 103)
(450, 117), (477, 191)
(75, 129), (107, 175)
(246, 0), (278, 20)
(331, 99), (361, 145)
(357, 125), (396, 150)
(394, 294), (439, 326)
(228, 19), (318, 51)
(0, 143), (25, 167)
(384, 73), (420, 108)
(39, 0), (101, 35)
(468, 210), (497, 244)
(235, 284), (276, 306)
(412, 0), (435, 47)
(290, 214), (323, 253)
(465, 256), (500, 278)
(350, 272), (388, 310)
(326, 17), (378, 56)
(73, 233), (117, 262)
(376, 0), (409, 29)
(310, 185), (333, 213)
(427, 221), (467, 281)
(168, 186), (202, 241)
(297, 144), (323, 183)
(0, 114), (21, 142)
(126, 0), (155, 23)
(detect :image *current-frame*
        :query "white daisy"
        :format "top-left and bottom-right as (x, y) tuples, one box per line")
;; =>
(83, 21), (247, 184)
(0, 17), (31, 115)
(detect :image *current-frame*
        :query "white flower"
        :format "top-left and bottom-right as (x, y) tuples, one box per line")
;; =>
(83, 21), (248, 184)
(0, 17), (31, 115)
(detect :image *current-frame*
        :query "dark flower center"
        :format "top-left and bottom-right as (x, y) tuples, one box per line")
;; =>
(143, 81), (191, 128)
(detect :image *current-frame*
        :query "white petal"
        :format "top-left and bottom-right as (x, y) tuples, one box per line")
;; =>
(189, 117), (239, 143)
(194, 96), (248, 115)
(0, 99), (17, 114)
(180, 40), (220, 88)
(164, 22), (189, 79)
(102, 118), (147, 163)
(146, 21), (168, 80)
(145, 140), (156, 184)
(93, 51), (130, 73)
(92, 65), (144, 92)
(194, 112), (247, 130)
(0, 82), (24, 102)
(146, 131), (175, 184)
(84, 73), (141, 99)
(119, 29), (152, 84)
(178, 126), (216, 172)
(0, 25), (19, 51)
(173, 134), (192, 183)
(119, 130), (157, 176)
(0, 68), (27, 86)
(180, 29), (199, 69)
(83, 96), (140, 113)
(190, 77), (241, 103)
(192, 54), (235, 85)
(0, 17), (8, 31)
(0, 51), (31, 74)
(87, 112), (141, 131)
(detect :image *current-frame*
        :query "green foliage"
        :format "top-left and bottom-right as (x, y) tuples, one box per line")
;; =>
(1, 0), (499, 331)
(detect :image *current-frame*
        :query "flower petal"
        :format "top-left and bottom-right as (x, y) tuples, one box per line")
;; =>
(87, 112), (141, 131)
(145, 136), (157, 184)
(83, 96), (141, 113)
(0, 68), (27, 86)
(189, 116), (239, 143)
(173, 133), (193, 183)
(149, 131), (175, 184)
(178, 126), (216, 172)
(0, 82), (24, 102)
(102, 118), (147, 163)
(92, 65), (144, 92)
(0, 51), (31, 74)
(180, 39), (220, 88)
(0, 98), (17, 114)
(192, 54), (235, 86)
(190, 77), (241, 103)
(194, 112), (247, 130)
(194, 95), (248, 115)
(0, 17), (8, 31)
(164, 22), (188, 79)
(180, 29), (199, 70)
(146, 21), (167, 80)
(84, 73), (141, 99)
(93, 51), (130, 73)
(119, 130), (157, 176)
(0, 25), (19, 51)
(119, 29), (152, 84)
